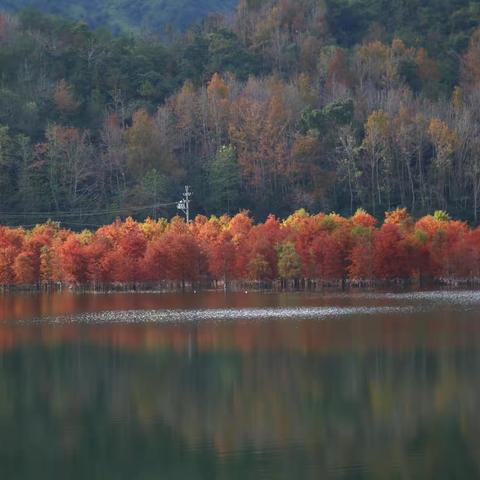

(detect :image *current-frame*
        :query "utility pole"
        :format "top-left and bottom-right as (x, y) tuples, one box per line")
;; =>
(177, 185), (192, 223)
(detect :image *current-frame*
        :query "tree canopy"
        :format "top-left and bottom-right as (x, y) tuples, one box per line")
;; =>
(0, 2), (479, 226)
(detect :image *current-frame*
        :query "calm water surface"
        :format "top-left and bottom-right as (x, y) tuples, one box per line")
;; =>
(1, 290), (480, 479)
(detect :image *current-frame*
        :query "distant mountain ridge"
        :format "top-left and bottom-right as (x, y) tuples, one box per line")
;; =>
(0, 0), (238, 33)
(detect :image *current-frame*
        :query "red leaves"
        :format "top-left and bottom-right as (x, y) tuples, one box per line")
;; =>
(57, 234), (90, 284)
(14, 252), (36, 285)
(142, 238), (169, 282)
(207, 231), (236, 282)
(348, 242), (374, 280)
(311, 232), (344, 280)
(244, 215), (284, 280)
(373, 224), (411, 280)
(115, 219), (147, 282)
(162, 225), (201, 282)
(0, 246), (18, 285)
(0, 210), (479, 287)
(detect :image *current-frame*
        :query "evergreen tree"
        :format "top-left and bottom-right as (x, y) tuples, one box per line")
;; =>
(207, 145), (241, 215)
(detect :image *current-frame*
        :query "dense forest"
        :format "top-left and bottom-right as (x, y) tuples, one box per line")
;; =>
(0, 1), (480, 228)
(1, 209), (480, 288)
(0, 0), (237, 33)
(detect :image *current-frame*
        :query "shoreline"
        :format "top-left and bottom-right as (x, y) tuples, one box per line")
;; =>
(2, 278), (480, 295)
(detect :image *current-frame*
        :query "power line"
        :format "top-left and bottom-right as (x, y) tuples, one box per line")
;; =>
(177, 186), (192, 223)
(0, 202), (178, 218)
(0, 189), (196, 228)
(17, 222), (105, 229)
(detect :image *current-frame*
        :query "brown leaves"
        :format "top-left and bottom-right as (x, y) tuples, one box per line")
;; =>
(428, 118), (457, 170)
(462, 28), (480, 88)
(54, 79), (79, 114)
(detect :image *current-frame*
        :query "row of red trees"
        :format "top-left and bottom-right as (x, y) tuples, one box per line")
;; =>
(1, 209), (480, 288)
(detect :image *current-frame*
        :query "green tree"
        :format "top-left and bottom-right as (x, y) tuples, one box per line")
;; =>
(207, 29), (262, 80)
(0, 126), (16, 221)
(207, 145), (241, 214)
(322, 98), (354, 126)
(131, 168), (168, 220)
(277, 241), (302, 280)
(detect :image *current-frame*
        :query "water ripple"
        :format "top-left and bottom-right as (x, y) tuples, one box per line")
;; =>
(8, 290), (480, 325)
(22, 305), (425, 325)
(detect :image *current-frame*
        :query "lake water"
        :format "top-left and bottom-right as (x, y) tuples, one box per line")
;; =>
(1, 290), (480, 479)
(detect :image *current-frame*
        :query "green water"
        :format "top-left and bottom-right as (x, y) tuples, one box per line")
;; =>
(0, 290), (479, 479)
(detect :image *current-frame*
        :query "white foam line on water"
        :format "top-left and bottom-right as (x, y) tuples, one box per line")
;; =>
(22, 305), (426, 325)
(10, 290), (480, 325)
(349, 290), (480, 303)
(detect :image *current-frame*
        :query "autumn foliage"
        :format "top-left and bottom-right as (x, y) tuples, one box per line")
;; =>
(0, 209), (479, 288)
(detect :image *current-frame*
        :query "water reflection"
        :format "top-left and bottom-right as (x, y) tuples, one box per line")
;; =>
(0, 291), (479, 479)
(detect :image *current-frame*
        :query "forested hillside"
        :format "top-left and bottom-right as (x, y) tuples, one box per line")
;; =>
(0, 1), (480, 228)
(0, 0), (237, 33)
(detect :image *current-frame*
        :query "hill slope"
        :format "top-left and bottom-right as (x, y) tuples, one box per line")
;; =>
(0, 0), (238, 33)
(0, 1), (479, 225)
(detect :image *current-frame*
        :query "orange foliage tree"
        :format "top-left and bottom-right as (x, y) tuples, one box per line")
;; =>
(0, 209), (478, 289)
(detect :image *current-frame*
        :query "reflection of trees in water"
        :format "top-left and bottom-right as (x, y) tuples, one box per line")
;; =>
(0, 341), (479, 479)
